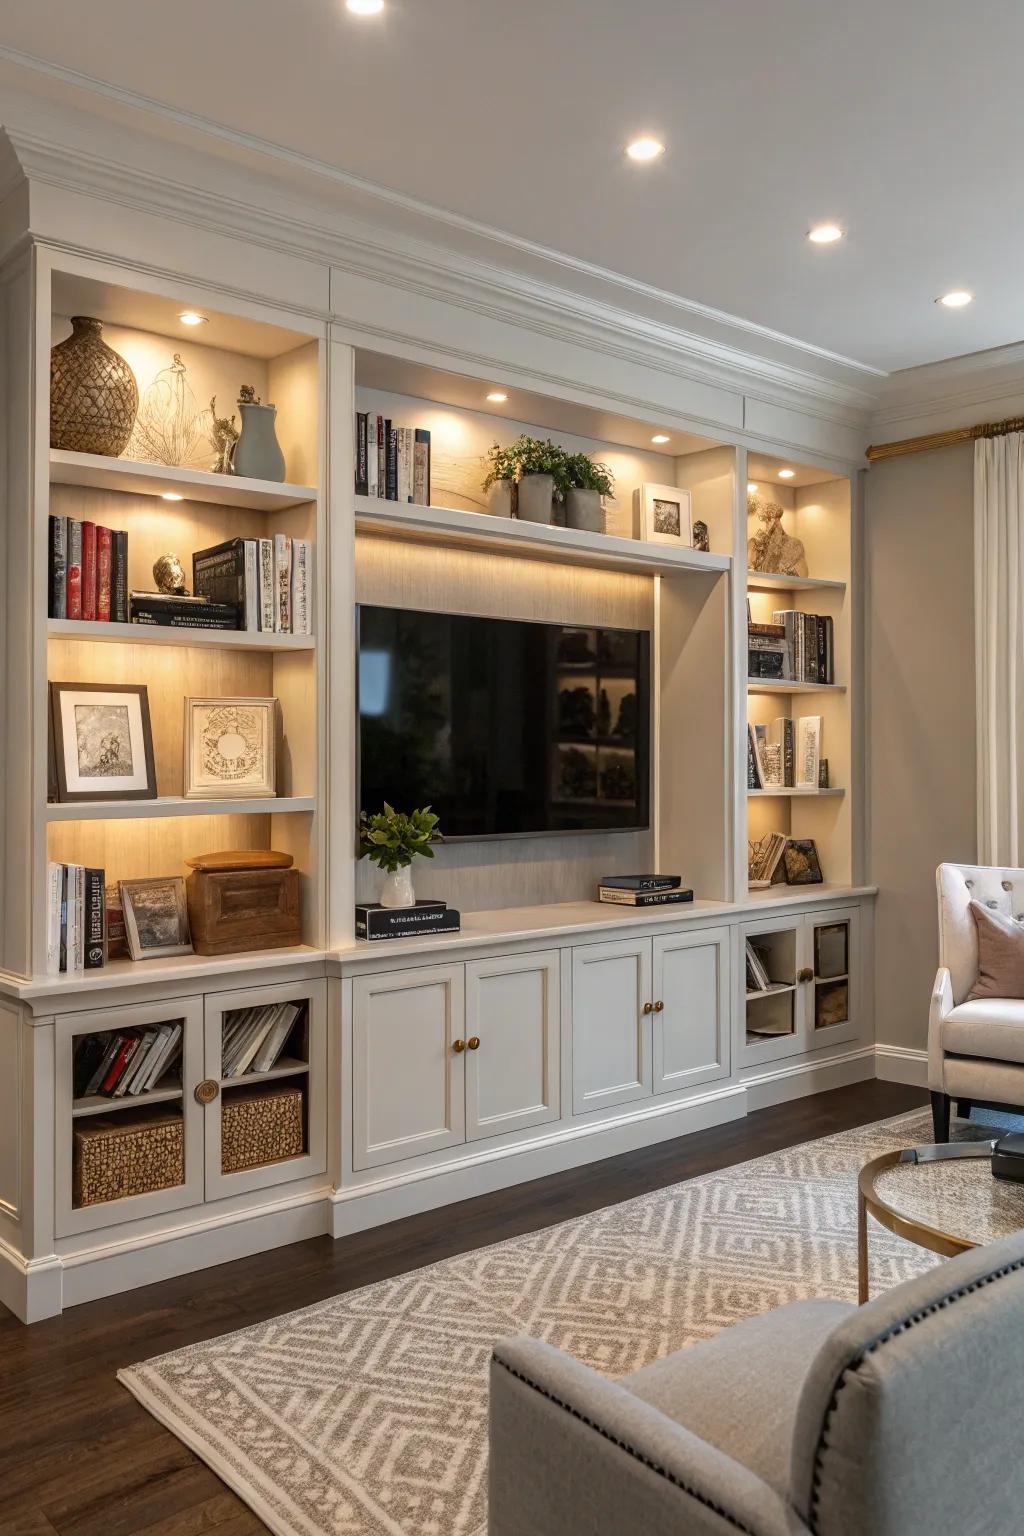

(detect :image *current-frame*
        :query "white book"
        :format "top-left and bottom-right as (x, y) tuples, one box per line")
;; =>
(796, 715), (822, 788)
(46, 862), (63, 975)
(115, 1029), (161, 1097)
(225, 1010), (274, 1078)
(231, 1005), (283, 1078)
(244, 539), (259, 631)
(273, 533), (292, 633)
(291, 539), (312, 635)
(143, 1022), (183, 1092)
(223, 1010), (268, 1076)
(258, 538), (274, 631)
(221, 1008), (257, 1074)
(124, 1025), (170, 1095)
(398, 427), (413, 503)
(367, 413), (378, 498)
(252, 1004), (301, 1075)
(65, 865), (84, 974)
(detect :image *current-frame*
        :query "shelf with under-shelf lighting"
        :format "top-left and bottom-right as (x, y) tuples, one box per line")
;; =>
(46, 795), (315, 822)
(746, 570), (846, 594)
(747, 679), (846, 696)
(747, 787), (844, 798)
(47, 618), (315, 651)
(50, 449), (317, 512)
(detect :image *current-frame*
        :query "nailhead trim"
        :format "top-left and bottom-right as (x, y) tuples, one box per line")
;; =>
(492, 1353), (756, 1535)
(809, 1254), (1024, 1531)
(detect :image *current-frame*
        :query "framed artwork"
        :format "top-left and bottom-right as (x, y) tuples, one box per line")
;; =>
(633, 484), (693, 548)
(784, 838), (824, 886)
(119, 876), (192, 961)
(49, 682), (156, 802)
(184, 697), (277, 799)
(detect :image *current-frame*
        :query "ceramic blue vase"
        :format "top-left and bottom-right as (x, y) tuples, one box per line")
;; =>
(233, 400), (286, 482)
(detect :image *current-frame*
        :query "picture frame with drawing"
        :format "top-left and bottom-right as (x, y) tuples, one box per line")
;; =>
(119, 876), (193, 961)
(633, 483), (693, 548)
(183, 696), (277, 800)
(49, 682), (157, 803)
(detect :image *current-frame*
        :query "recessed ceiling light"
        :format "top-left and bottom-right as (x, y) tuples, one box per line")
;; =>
(778, 468), (796, 480)
(626, 136), (665, 164)
(346, 0), (384, 12)
(651, 434), (671, 445)
(937, 290), (973, 308)
(747, 482), (759, 494)
(486, 391), (508, 404)
(161, 492), (185, 502)
(808, 223), (843, 245)
(178, 311), (207, 326)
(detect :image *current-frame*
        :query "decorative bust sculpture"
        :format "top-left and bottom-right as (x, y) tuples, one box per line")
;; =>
(747, 495), (808, 577)
(153, 552), (189, 595)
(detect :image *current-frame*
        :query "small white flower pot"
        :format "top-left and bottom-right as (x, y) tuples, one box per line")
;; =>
(379, 866), (416, 908)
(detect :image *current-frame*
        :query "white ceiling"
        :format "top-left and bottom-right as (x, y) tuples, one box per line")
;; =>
(0, 0), (1020, 375)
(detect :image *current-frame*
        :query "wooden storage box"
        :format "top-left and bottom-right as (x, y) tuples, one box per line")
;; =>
(73, 1110), (184, 1208)
(185, 852), (301, 955)
(221, 1082), (305, 1174)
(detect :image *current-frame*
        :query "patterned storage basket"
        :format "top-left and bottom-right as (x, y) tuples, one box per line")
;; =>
(73, 1110), (184, 1208)
(221, 1081), (305, 1174)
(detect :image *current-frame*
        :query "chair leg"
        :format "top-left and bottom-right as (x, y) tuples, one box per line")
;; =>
(931, 1091), (951, 1142)
(958, 1099), (973, 1122)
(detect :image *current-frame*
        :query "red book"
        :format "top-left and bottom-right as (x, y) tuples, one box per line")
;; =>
(96, 527), (112, 622)
(99, 1034), (140, 1096)
(66, 518), (82, 619)
(80, 522), (97, 622)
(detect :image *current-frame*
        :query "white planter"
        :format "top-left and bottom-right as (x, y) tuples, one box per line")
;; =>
(517, 473), (555, 524)
(379, 866), (415, 908)
(488, 481), (514, 518)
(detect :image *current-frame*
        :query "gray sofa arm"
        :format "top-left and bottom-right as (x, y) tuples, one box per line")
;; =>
(489, 1339), (805, 1536)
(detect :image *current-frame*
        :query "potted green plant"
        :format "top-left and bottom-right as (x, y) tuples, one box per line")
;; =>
(359, 803), (442, 908)
(564, 453), (615, 532)
(482, 440), (520, 518)
(483, 435), (573, 526)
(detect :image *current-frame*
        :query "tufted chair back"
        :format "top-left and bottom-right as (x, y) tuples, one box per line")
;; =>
(937, 862), (1024, 1003)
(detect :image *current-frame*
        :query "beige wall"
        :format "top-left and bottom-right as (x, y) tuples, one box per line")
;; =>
(867, 442), (976, 1049)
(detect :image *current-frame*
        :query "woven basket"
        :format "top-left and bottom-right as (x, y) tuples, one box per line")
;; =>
(221, 1081), (305, 1174)
(73, 1110), (184, 1208)
(50, 316), (139, 456)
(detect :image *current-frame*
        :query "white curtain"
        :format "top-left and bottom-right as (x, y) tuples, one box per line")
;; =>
(975, 432), (1024, 863)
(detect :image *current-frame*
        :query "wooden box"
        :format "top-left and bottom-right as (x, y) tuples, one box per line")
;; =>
(185, 851), (301, 955)
(73, 1110), (184, 1208)
(221, 1082), (305, 1174)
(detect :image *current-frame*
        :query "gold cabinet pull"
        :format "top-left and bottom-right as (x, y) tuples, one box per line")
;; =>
(452, 1039), (466, 1053)
(643, 1002), (654, 1015)
(195, 1078), (220, 1105)
(653, 1000), (665, 1012)
(797, 967), (814, 983)
(467, 1036), (481, 1050)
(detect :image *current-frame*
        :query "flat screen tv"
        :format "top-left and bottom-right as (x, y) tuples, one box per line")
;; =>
(357, 605), (651, 840)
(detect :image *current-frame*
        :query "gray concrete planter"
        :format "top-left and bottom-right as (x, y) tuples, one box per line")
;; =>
(565, 488), (603, 533)
(517, 472), (555, 524)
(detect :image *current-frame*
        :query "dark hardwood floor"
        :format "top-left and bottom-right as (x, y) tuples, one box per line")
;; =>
(0, 1079), (925, 1536)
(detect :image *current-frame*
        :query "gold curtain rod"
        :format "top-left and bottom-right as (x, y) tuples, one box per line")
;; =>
(866, 416), (1024, 462)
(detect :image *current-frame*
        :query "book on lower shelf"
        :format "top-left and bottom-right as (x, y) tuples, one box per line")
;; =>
(768, 610), (835, 684)
(355, 900), (460, 940)
(49, 516), (129, 623)
(598, 884), (694, 907)
(192, 537), (313, 634)
(355, 413), (431, 504)
(73, 1021), (183, 1101)
(47, 862), (105, 974)
(744, 939), (774, 992)
(221, 1001), (305, 1078)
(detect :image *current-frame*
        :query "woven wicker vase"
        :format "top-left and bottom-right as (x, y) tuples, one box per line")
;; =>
(50, 316), (139, 456)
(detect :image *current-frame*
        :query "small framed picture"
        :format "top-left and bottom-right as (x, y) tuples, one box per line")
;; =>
(119, 876), (192, 961)
(183, 697), (277, 800)
(784, 838), (824, 886)
(49, 682), (156, 802)
(633, 484), (693, 547)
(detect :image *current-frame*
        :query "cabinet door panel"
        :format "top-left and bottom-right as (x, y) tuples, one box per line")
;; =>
(465, 951), (560, 1141)
(352, 965), (465, 1170)
(572, 938), (652, 1115)
(653, 927), (729, 1094)
(807, 906), (861, 1048)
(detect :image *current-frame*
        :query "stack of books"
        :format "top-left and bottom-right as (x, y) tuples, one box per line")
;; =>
(221, 1002), (304, 1077)
(770, 610), (835, 684)
(744, 939), (776, 993)
(747, 716), (823, 790)
(355, 414), (431, 504)
(46, 863), (105, 974)
(129, 592), (238, 630)
(191, 535), (313, 633)
(597, 875), (694, 908)
(355, 899), (460, 941)
(48, 516), (128, 623)
(73, 1022), (183, 1100)
(747, 621), (790, 680)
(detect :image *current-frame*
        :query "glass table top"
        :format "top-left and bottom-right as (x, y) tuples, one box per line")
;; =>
(870, 1147), (1024, 1247)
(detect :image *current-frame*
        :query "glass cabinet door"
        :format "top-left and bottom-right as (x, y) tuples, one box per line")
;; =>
(812, 917), (851, 1033)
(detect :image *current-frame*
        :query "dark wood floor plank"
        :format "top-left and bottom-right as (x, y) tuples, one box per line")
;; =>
(0, 1080), (926, 1536)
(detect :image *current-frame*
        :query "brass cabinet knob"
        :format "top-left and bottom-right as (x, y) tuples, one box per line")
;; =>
(194, 1078), (220, 1105)
(643, 1002), (654, 1015)
(797, 967), (814, 983)
(467, 1036), (481, 1050)
(653, 1000), (665, 1013)
(452, 1039), (466, 1053)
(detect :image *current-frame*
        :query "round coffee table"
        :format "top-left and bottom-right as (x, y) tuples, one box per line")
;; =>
(857, 1140), (1024, 1302)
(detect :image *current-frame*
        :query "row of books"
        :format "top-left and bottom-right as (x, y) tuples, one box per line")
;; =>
(73, 1022), (183, 1100)
(221, 1002), (305, 1077)
(745, 939), (777, 993)
(747, 612), (835, 683)
(46, 863), (105, 974)
(355, 415), (431, 504)
(169, 535), (313, 633)
(597, 874), (694, 908)
(748, 832), (788, 888)
(747, 716), (823, 790)
(48, 517), (128, 622)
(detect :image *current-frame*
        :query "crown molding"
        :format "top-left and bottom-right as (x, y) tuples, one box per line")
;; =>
(871, 341), (1024, 440)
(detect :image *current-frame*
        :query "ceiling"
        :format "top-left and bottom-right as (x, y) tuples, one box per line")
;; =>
(0, 0), (1020, 376)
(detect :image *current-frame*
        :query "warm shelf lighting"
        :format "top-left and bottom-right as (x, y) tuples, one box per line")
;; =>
(937, 290), (973, 308)
(747, 482), (759, 493)
(178, 311), (208, 326)
(808, 223), (843, 245)
(346, 0), (384, 12)
(161, 491), (185, 502)
(626, 137), (665, 163)
(486, 391), (508, 403)
(651, 434), (671, 444)
(778, 468), (796, 479)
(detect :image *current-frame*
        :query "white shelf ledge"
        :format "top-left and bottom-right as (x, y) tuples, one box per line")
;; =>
(46, 795), (314, 822)
(50, 449), (317, 511)
(354, 494), (731, 578)
(48, 619), (315, 651)
(72, 1083), (183, 1118)
(746, 570), (846, 594)
(221, 1057), (309, 1087)
(747, 680), (846, 695)
(747, 787), (845, 797)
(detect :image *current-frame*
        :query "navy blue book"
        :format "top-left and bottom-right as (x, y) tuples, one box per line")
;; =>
(599, 874), (681, 892)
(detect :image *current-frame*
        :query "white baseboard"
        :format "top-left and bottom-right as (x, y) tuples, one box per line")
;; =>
(742, 1046), (876, 1111)
(0, 1235), (63, 1323)
(874, 1044), (928, 1087)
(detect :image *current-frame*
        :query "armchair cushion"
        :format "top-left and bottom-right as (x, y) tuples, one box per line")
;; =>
(937, 863), (1024, 1003)
(968, 900), (1024, 999)
(941, 996), (1024, 1064)
(622, 1298), (852, 1500)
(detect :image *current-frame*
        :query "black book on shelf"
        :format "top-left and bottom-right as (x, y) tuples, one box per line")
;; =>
(598, 887), (694, 908)
(72, 1033), (109, 1098)
(84, 868), (105, 970)
(414, 427), (431, 506)
(355, 411), (368, 495)
(130, 593), (239, 629)
(193, 538), (247, 625)
(385, 421), (398, 501)
(49, 515), (67, 619)
(112, 530), (129, 623)
(599, 874), (681, 892)
(355, 901), (459, 941)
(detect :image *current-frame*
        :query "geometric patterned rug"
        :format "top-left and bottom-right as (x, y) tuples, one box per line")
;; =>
(119, 1107), (999, 1536)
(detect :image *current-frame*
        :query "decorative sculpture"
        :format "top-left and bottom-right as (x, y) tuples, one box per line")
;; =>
(209, 396), (239, 474)
(747, 494), (808, 577)
(152, 553), (189, 596)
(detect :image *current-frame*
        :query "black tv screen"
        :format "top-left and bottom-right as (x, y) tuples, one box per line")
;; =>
(358, 605), (650, 839)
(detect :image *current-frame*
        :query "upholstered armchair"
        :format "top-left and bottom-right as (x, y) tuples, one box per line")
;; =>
(489, 1229), (1024, 1535)
(930, 862), (1024, 1140)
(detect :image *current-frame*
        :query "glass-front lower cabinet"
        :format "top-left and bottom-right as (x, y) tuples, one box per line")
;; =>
(737, 906), (860, 1067)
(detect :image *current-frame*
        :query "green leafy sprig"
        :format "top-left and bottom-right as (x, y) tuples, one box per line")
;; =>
(358, 804), (442, 873)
